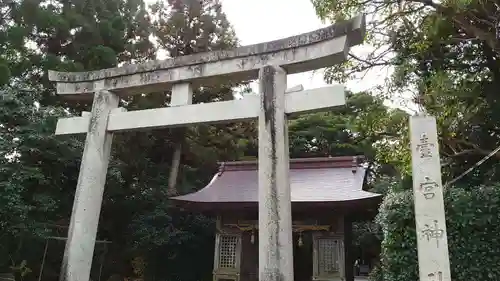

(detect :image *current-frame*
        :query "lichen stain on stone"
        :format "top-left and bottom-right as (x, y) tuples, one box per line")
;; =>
(59, 256), (70, 281)
(88, 92), (107, 134)
(237, 58), (247, 69)
(103, 77), (122, 88)
(261, 269), (285, 281)
(261, 66), (275, 126)
(139, 72), (150, 83)
(138, 72), (160, 84)
(167, 70), (173, 81)
(261, 65), (282, 269)
(88, 110), (99, 134)
(188, 64), (204, 77)
(49, 16), (363, 83)
(281, 48), (298, 63)
(257, 54), (270, 66)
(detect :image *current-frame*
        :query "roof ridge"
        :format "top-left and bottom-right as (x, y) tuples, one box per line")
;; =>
(218, 156), (365, 172)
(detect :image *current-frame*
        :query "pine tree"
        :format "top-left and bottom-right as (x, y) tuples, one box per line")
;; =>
(0, 1), (254, 280)
(145, 0), (242, 196)
(0, 0), (156, 105)
(119, 2), (257, 280)
(152, 0), (237, 57)
(0, 0), (156, 276)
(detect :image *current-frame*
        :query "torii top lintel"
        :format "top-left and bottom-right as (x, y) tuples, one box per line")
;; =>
(48, 14), (365, 97)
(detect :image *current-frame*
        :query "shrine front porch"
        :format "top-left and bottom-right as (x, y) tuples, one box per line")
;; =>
(213, 216), (354, 281)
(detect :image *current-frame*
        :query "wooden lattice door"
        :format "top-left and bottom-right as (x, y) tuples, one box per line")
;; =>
(213, 233), (242, 281)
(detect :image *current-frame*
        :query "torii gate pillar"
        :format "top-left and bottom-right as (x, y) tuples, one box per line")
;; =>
(47, 14), (366, 281)
(258, 66), (293, 281)
(61, 90), (119, 281)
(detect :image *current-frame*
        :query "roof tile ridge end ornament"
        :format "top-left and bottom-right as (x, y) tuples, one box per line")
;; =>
(218, 162), (226, 175)
(47, 14), (366, 83)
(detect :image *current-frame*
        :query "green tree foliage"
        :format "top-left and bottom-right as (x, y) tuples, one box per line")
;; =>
(311, 0), (500, 279)
(0, 0), (157, 277)
(0, 85), (82, 272)
(0, 0), (441, 280)
(152, 0), (237, 57)
(311, 0), (500, 185)
(289, 92), (409, 178)
(0, 0), (252, 280)
(87, 1), (255, 281)
(389, 9), (500, 187)
(375, 185), (500, 281)
(288, 91), (408, 264)
(2, 0), (155, 105)
(311, 0), (499, 85)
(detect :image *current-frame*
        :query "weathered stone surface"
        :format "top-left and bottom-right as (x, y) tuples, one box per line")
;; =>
(167, 83), (193, 196)
(48, 15), (365, 96)
(410, 115), (451, 281)
(59, 90), (118, 281)
(54, 85), (345, 135)
(258, 65), (293, 281)
(49, 15), (364, 83)
(53, 14), (360, 281)
(170, 83), (193, 106)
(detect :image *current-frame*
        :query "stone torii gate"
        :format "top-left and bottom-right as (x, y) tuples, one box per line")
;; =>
(48, 15), (366, 281)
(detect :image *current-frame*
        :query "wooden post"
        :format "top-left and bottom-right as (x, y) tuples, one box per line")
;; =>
(410, 115), (451, 281)
(258, 65), (294, 281)
(60, 90), (119, 281)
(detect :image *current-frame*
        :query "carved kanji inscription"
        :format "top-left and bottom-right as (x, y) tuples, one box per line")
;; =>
(421, 220), (445, 248)
(416, 133), (435, 159)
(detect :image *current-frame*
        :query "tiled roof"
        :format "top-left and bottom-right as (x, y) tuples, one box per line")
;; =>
(172, 156), (381, 205)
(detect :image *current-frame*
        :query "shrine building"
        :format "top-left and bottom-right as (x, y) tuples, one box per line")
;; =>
(171, 156), (381, 281)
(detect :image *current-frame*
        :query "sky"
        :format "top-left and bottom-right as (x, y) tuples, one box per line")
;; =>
(147, 0), (400, 104)
(218, 0), (389, 94)
(219, 0), (328, 91)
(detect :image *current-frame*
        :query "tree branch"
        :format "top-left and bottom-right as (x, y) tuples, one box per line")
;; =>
(443, 138), (500, 159)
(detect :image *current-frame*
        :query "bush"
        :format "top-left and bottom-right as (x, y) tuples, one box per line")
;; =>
(373, 185), (500, 281)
